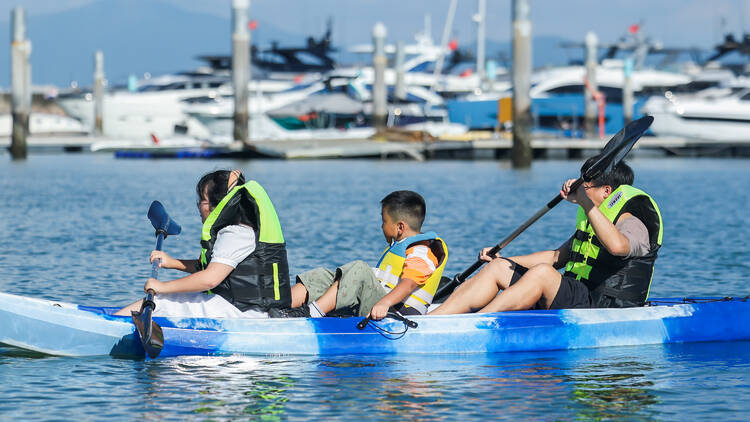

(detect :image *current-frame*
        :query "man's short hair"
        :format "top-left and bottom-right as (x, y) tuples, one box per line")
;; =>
(581, 157), (634, 190)
(381, 190), (426, 231)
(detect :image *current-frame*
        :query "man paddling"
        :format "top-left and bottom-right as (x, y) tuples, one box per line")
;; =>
(430, 160), (662, 314)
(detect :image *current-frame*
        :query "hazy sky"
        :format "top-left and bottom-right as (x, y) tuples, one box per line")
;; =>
(1, 0), (749, 48)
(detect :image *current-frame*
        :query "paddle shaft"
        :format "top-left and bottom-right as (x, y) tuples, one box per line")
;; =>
(151, 231), (165, 279)
(136, 231), (165, 341)
(455, 177), (584, 283)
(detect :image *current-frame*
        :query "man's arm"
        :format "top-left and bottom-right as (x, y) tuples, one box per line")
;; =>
(584, 206), (632, 256)
(560, 178), (630, 257)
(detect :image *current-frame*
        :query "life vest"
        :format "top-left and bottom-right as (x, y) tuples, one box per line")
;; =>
(199, 180), (292, 312)
(563, 185), (663, 308)
(372, 232), (448, 315)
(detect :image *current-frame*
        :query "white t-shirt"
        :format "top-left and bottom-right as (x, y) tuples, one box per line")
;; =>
(152, 224), (263, 319)
(210, 224), (256, 267)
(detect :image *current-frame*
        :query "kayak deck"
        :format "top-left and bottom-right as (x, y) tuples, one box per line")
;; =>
(1, 292), (749, 358)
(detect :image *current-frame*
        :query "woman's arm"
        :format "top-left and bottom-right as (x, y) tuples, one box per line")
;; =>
(144, 262), (234, 294)
(150, 251), (201, 273)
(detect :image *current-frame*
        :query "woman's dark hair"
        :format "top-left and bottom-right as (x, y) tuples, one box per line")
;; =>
(196, 170), (257, 227)
(196, 170), (246, 208)
(381, 190), (426, 231)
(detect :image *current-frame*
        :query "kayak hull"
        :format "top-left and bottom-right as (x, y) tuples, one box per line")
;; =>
(1, 292), (749, 358)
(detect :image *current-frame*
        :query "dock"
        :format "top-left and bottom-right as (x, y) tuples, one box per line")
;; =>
(3, 133), (750, 159)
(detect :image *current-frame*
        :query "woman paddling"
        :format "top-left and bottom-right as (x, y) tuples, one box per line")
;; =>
(115, 169), (292, 318)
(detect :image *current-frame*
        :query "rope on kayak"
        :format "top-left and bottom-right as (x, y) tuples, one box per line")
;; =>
(367, 320), (409, 339)
(646, 296), (746, 306)
(358, 312), (417, 339)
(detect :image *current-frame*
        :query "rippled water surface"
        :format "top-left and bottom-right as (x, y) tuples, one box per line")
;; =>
(2, 155), (750, 420)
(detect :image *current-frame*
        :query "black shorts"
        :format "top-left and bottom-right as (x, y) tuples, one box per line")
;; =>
(508, 262), (593, 310)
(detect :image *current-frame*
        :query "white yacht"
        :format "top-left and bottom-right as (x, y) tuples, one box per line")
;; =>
(641, 82), (750, 141)
(347, 30), (507, 99)
(56, 73), (293, 139)
(0, 113), (89, 137)
(182, 74), (457, 139)
(447, 60), (690, 132)
(181, 80), (331, 136)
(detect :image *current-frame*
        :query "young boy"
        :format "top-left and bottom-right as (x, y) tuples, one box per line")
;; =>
(270, 190), (448, 320)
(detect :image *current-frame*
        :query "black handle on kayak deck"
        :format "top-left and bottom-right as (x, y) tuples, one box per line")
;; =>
(356, 311), (418, 330)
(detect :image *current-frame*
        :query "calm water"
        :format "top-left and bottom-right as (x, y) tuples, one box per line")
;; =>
(1, 154), (750, 420)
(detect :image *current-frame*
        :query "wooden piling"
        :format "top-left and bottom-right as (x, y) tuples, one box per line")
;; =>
(372, 22), (388, 129)
(623, 57), (634, 125)
(584, 31), (598, 138)
(431, 0), (458, 90)
(475, 0), (486, 84)
(10, 7), (30, 160)
(511, 0), (532, 168)
(93, 50), (104, 135)
(394, 41), (406, 102)
(232, 0), (250, 145)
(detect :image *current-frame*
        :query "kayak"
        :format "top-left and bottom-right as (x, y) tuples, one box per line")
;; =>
(1, 291), (749, 358)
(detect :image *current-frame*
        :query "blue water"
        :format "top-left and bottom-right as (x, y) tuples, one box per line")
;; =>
(2, 155), (750, 420)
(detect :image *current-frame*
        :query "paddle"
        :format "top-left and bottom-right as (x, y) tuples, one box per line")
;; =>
(433, 116), (654, 302)
(131, 200), (182, 358)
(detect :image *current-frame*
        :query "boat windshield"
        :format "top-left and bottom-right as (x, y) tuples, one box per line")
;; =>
(280, 82), (318, 92)
(295, 51), (326, 66)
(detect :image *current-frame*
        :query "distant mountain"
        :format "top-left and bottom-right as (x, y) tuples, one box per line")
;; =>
(0, 0), (305, 87)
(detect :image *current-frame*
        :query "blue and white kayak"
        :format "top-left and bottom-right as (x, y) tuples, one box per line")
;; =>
(1, 291), (749, 358)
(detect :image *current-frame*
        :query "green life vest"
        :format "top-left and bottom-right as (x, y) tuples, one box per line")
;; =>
(199, 180), (291, 312)
(563, 185), (663, 308)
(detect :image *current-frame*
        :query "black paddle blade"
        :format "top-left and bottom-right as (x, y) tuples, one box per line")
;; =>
(131, 307), (164, 359)
(147, 201), (182, 236)
(582, 115), (654, 182)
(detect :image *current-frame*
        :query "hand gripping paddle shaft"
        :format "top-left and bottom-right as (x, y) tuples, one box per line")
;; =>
(131, 201), (182, 358)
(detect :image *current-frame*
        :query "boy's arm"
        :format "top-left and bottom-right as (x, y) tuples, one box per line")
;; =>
(369, 278), (419, 321)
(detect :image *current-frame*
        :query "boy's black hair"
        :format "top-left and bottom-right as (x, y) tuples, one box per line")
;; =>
(581, 157), (634, 190)
(381, 190), (426, 231)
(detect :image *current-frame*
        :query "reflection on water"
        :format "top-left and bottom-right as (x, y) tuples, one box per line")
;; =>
(1, 344), (749, 420)
(565, 361), (659, 420)
(139, 356), (296, 420)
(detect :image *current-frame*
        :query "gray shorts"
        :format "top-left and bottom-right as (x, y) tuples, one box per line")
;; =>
(296, 260), (387, 317)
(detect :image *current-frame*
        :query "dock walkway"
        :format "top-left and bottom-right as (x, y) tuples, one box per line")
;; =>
(3, 134), (750, 159)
